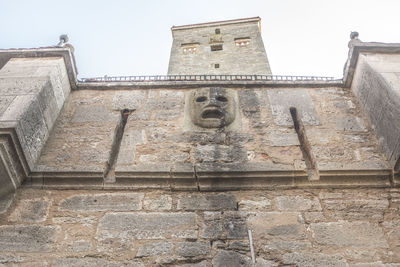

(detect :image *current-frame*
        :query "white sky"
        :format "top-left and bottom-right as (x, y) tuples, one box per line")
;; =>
(1, 0), (400, 79)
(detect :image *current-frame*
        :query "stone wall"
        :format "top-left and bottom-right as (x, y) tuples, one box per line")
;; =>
(168, 19), (271, 75)
(32, 85), (390, 189)
(0, 187), (399, 266)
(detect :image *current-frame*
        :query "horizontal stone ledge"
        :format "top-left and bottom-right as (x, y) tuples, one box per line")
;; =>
(76, 79), (343, 90)
(24, 170), (395, 190)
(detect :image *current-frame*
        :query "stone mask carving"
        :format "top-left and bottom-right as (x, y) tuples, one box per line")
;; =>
(189, 87), (236, 128)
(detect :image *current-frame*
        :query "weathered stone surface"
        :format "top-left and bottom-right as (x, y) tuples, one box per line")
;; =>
(112, 91), (146, 110)
(59, 193), (143, 211)
(53, 258), (144, 267)
(97, 212), (198, 240)
(0, 193), (14, 214)
(268, 89), (320, 126)
(52, 214), (97, 225)
(8, 198), (50, 222)
(143, 194), (172, 210)
(212, 250), (252, 267)
(350, 262), (400, 267)
(212, 250), (275, 267)
(194, 144), (247, 163)
(177, 193), (237, 211)
(238, 198), (272, 211)
(248, 212), (306, 240)
(264, 240), (312, 252)
(66, 240), (93, 252)
(282, 252), (348, 267)
(239, 89), (261, 117)
(322, 198), (389, 221)
(72, 105), (118, 123)
(303, 212), (325, 223)
(274, 196), (322, 211)
(310, 221), (388, 248)
(201, 211), (248, 239)
(136, 241), (173, 257)
(335, 116), (367, 132)
(268, 129), (299, 146)
(0, 225), (58, 252)
(177, 241), (210, 257)
(175, 261), (207, 267)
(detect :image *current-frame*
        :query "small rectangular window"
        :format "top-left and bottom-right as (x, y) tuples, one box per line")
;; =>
(215, 64), (220, 68)
(211, 45), (223, 51)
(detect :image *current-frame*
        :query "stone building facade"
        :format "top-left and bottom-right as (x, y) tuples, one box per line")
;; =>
(0, 18), (400, 266)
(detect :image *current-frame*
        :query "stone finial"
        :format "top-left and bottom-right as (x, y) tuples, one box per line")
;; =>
(348, 31), (361, 48)
(350, 31), (359, 40)
(57, 34), (69, 47)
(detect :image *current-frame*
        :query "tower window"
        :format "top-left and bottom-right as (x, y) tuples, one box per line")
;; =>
(181, 42), (199, 54)
(211, 45), (223, 51)
(215, 28), (220, 34)
(234, 37), (250, 47)
(215, 64), (220, 68)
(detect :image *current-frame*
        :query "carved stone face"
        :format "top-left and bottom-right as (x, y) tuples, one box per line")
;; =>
(189, 88), (236, 128)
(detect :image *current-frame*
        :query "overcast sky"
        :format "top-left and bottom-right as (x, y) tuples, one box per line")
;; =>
(1, 0), (400, 79)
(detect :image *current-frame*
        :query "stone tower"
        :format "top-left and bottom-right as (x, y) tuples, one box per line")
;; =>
(168, 17), (272, 75)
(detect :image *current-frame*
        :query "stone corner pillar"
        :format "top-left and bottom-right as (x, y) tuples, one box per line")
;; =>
(0, 47), (77, 197)
(345, 42), (400, 173)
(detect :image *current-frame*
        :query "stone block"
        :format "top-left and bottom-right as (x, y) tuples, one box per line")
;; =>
(247, 212), (306, 240)
(239, 89), (261, 117)
(66, 240), (93, 252)
(52, 215), (97, 226)
(136, 241), (173, 257)
(0, 77), (49, 95)
(310, 221), (388, 248)
(112, 91), (146, 110)
(177, 193), (237, 211)
(53, 258), (144, 267)
(282, 252), (348, 267)
(303, 212), (325, 223)
(194, 144), (247, 163)
(8, 198), (50, 222)
(177, 241), (210, 257)
(97, 212), (198, 241)
(268, 129), (299, 146)
(238, 198), (272, 211)
(335, 116), (367, 132)
(72, 105), (119, 123)
(322, 198), (389, 221)
(212, 250), (252, 267)
(201, 211), (248, 240)
(0, 225), (58, 252)
(268, 89), (320, 126)
(264, 240), (311, 252)
(175, 261), (207, 267)
(143, 194), (172, 210)
(59, 193), (144, 212)
(274, 196), (322, 211)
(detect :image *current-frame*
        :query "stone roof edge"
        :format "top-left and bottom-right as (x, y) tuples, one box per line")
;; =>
(171, 17), (261, 31)
(0, 47), (78, 90)
(343, 41), (400, 88)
